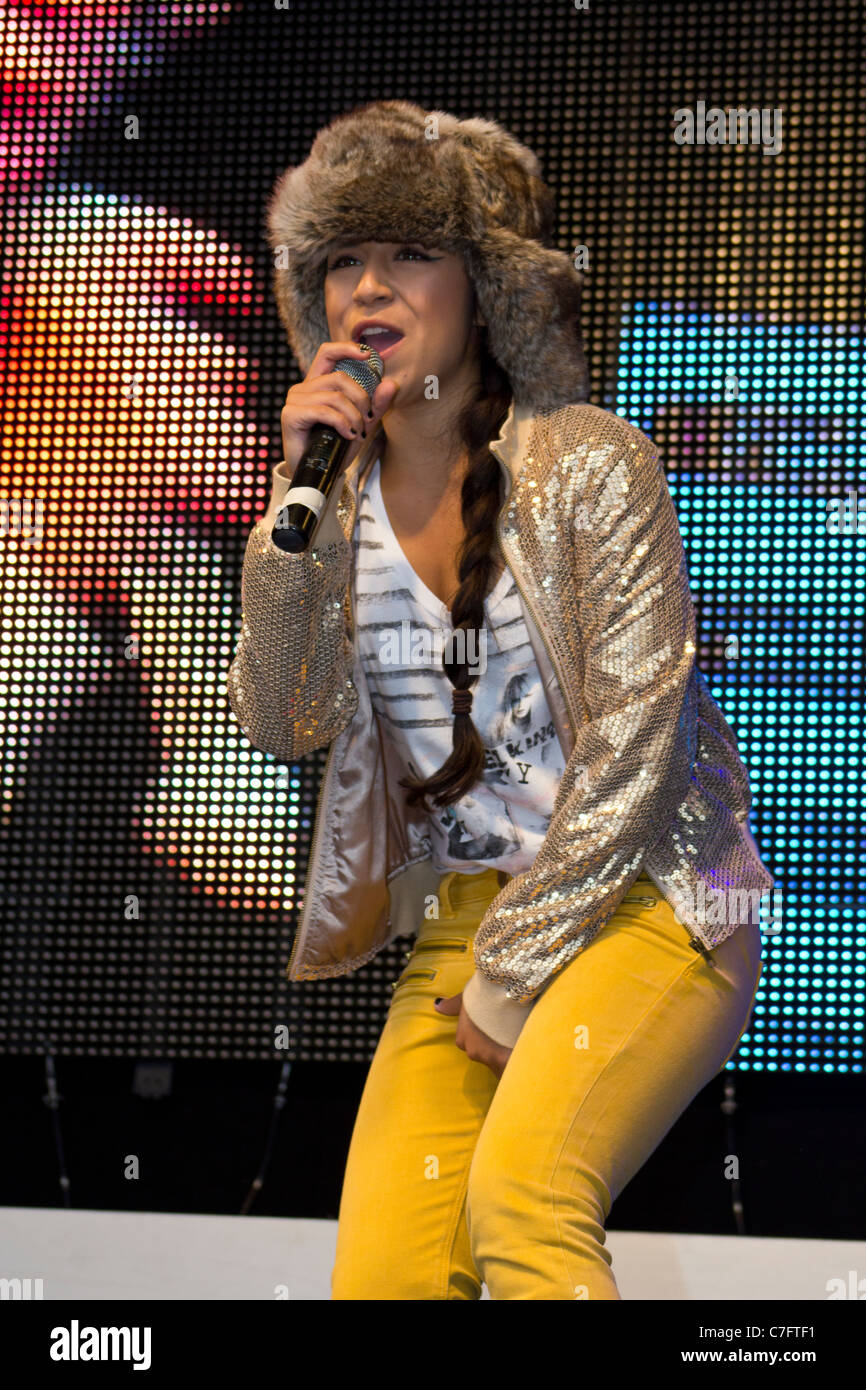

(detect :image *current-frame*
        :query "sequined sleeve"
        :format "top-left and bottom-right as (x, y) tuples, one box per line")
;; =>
(226, 514), (358, 763)
(470, 412), (699, 1005)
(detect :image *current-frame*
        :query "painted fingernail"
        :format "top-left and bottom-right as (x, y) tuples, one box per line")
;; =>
(367, 409), (374, 419)
(361, 427), (366, 437)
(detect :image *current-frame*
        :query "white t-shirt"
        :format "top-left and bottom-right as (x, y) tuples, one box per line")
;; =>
(353, 455), (566, 876)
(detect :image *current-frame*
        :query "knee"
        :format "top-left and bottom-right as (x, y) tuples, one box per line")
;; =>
(465, 1164), (531, 1271)
(465, 1155), (618, 1300)
(467, 1149), (613, 1249)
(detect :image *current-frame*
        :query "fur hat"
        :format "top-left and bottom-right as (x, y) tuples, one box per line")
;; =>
(265, 99), (589, 412)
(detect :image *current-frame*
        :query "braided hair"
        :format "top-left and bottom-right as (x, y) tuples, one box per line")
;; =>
(398, 327), (512, 812)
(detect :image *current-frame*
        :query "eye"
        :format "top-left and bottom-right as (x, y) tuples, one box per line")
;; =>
(327, 245), (433, 271)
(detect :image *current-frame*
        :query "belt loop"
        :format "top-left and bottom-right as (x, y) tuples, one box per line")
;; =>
(437, 871), (457, 919)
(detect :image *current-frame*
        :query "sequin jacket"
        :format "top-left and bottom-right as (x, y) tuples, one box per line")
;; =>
(227, 401), (774, 1049)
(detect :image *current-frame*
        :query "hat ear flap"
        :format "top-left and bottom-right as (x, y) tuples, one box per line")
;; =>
(467, 231), (589, 411)
(270, 254), (330, 379)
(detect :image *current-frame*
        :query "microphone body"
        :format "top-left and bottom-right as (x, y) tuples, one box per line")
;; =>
(271, 347), (384, 553)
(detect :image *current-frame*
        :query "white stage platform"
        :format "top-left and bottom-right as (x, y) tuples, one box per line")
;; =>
(2, 1207), (862, 1299)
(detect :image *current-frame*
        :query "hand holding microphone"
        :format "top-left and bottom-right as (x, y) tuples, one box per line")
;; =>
(273, 340), (400, 552)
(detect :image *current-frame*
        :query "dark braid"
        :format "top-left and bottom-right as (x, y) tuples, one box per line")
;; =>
(398, 330), (512, 812)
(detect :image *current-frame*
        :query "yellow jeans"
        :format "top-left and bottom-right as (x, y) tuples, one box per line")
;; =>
(331, 866), (763, 1300)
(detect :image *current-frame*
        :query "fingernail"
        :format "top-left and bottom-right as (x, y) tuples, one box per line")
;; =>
(434, 997), (442, 1005)
(361, 427), (366, 437)
(367, 409), (374, 419)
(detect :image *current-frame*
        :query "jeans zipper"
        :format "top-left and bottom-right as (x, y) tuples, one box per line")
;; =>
(390, 968), (437, 991)
(405, 939), (469, 956)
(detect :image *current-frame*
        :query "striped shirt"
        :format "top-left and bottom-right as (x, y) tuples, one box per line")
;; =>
(353, 454), (566, 876)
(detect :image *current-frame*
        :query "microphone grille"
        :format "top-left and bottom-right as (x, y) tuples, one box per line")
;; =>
(335, 347), (384, 394)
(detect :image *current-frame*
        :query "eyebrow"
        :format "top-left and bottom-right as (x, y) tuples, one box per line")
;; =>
(331, 240), (427, 252)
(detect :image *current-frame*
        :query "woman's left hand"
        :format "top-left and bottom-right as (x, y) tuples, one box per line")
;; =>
(433, 993), (513, 1079)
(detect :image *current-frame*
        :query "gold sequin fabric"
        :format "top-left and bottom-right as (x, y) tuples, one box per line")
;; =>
(472, 405), (772, 1000)
(227, 401), (774, 1004)
(227, 528), (357, 760)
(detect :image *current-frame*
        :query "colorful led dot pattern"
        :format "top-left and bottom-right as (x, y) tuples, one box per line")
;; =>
(0, 1), (862, 1068)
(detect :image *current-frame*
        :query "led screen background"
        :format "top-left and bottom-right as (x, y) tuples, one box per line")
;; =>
(1, 0), (862, 1069)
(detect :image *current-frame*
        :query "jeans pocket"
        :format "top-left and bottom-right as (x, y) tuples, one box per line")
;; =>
(390, 966), (438, 999)
(409, 937), (470, 956)
(389, 937), (472, 1003)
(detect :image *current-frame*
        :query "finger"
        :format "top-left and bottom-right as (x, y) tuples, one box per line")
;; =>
(315, 370), (377, 421)
(302, 400), (364, 444)
(433, 993), (462, 1015)
(370, 378), (399, 415)
(312, 341), (376, 371)
(308, 387), (369, 440)
(306, 342), (378, 397)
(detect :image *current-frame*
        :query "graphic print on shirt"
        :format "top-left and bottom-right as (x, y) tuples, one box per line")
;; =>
(354, 456), (567, 876)
(485, 671), (562, 784)
(402, 755), (521, 861)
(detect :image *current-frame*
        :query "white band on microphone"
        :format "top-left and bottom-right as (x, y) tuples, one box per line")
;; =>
(280, 485), (326, 518)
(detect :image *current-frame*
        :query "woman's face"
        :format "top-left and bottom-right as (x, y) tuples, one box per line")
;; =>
(324, 241), (482, 403)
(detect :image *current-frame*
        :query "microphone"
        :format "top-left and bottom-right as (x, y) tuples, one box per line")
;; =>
(270, 344), (384, 553)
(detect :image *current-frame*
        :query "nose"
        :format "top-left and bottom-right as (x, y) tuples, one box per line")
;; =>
(354, 283), (393, 308)
(353, 260), (395, 300)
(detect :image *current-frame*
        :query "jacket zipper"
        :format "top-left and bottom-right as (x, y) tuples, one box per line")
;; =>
(287, 479), (357, 979)
(286, 722), (337, 977)
(621, 893), (716, 965)
(685, 936), (717, 966)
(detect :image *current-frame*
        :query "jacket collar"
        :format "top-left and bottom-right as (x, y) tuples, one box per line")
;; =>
(339, 397), (537, 502)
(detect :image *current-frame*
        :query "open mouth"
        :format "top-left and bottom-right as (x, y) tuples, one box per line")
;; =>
(354, 323), (405, 346)
(358, 329), (404, 352)
(373, 335), (404, 360)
